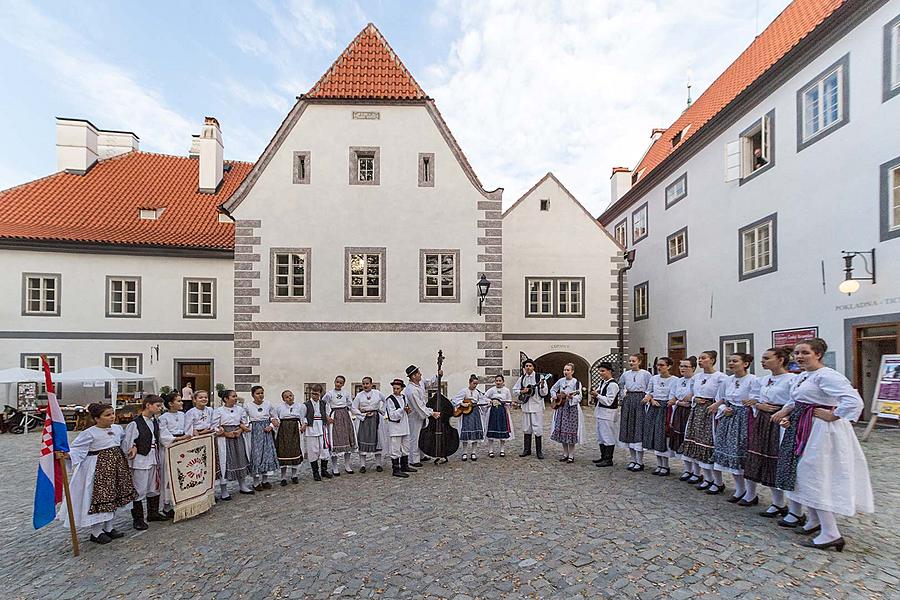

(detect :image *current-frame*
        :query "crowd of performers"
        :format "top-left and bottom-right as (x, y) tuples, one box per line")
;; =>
(55, 338), (873, 553)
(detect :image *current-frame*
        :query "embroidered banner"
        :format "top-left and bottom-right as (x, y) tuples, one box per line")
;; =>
(165, 434), (215, 522)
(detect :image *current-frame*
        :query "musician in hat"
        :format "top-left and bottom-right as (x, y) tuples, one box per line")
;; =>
(403, 364), (442, 467)
(513, 359), (548, 459)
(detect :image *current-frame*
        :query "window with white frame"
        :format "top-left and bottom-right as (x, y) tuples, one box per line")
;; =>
(349, 147), (380, 185)
(22, 273), (60, 316)
(892, 165), (900, 231)
(885, 16), (900, 102)
(614, 219), (627, 247)
(632, 204), (648, 243)
(664, 174), (687, 208)
(720, 334), (755, 374)
(633, 281), (649, 321)
(526, 279), (553, 316)
(346, 249), (385, 301)
(797, 55), (848, 149)
(894, 21), (900, 89)
(556, 279), (583, 316)
(184, 278), (216, 317)
(739, 214), (777, 280)
(21, 354), (60, 398)
(421, 250), (458, 301)
(666, 227), (688, 264)
(106, 354), (142, 394)
(106, 276), (140, 317)
(881, 158), (900, 242)
(272, 250), (309, 301)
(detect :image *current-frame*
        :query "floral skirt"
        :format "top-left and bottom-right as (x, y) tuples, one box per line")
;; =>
(642, 403), (668, 453)
(89, 447), (136, 514)
(618, 391), (644, 444)
(713, 405), (750, 474)
(744, 410), (782, 486)
(331, 407), (357, 453)
(668, 405), (691, 456)
(680, 403), (715, 465)
(551, 404), (579, 445)
(249, 420), (278, 476)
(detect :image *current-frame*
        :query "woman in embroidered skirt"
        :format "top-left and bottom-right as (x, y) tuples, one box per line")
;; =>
(644, 357), (676, 476)
(680, 350), (727, 493)
(275, 390), (304, 485)
(776, 338), (873, 551)
(485, 374), (514, 457)
(324, 375), (357, 475)
(712, 353), (760, 504)
(618, 354), (652, 471)
(246, 385), (279, 490)
(352, 377), (387, 473)
(669, 356), (697, 482)
(59, 403), (136, 544)
(550, 363), (584, 463)
(213, 389), (253, 498)
(453, 374), (486, 461)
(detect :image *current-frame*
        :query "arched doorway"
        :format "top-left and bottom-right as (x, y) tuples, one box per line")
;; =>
(533, 352), (590, 393)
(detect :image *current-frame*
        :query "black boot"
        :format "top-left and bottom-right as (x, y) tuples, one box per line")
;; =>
(535, 436), (544, 460)
(321, 459), (333, 479)
(131, 500), (148, 531)
(310, 460), (322, 482)
(392, 458), (409, 478)
(147, 495), (168, 522)
(519, 433), (532, 457)
(401, 455), (417, 473)
(597, 445), (614, 467)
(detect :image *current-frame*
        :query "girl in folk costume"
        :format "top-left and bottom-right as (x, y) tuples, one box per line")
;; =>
(485, 374), (514, 457)
(513, 359), (549, 459)
(184, 390), (215, 436)
(669, 357), (698, 482)
(590, 362), (619, 468)
(58, 403), (135, 544)
(213, 389), (253, 499)
(618, 354), (652, 471)
(453, 374), (486, 461)
(247, 386), (279, 491)
(159, 392), (190, 518)
(680, 351), (728, 493)
(550, 363), (585, 463)
(122, 395), (168, 530)
(300, 385), (333, 482)
(775, 339), (873, 551)
(275, 390), (304, 486)
(385, 379), (415, 478)
(744, 348), (798, 519)
(352, 377), (387, 473)
(324, 375), (357, 475)
(711, 353), (761, 503)
(643, 357), (677, 476)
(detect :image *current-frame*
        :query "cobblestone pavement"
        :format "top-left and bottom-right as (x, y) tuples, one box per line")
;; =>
(0, 408), (897, 599)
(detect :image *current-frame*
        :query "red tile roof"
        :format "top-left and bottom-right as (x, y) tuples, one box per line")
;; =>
(0, 152), (252, 251)
(305, 23), (427, 100)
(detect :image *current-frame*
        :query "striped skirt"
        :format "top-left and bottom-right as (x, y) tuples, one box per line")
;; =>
(357, 413), (381, 453)
(222, 425), (250, 481)
(618, 391), (644, 445)
(744, 409), (782, 487)
(275, 419), (303, 465)
(459, 409), (484, 441)
(330, 407), (357, 453)
(642, 402), (668, 453)
(680, 402), (715, 466)
(713, 405), (750, 475)
(249, 420), (279, 475)
(668, 404), (691, 457)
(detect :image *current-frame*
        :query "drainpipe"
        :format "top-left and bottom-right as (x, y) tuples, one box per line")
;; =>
(617, 250), (636, 373)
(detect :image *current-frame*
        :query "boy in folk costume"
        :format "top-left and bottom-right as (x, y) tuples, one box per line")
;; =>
(300, 385), (333, 482)
(513, 359), (549, 459)
(403, 364), (442, 467)
(122, 395), (168, 530)
(352, 377), (387, 473)
(453, 374), (486, 461)
(485, 374), (514, 457)
(590, 362), (619, 467)
(323, 375), (357, 476)
(385, 378), (415, 478)
(275, 390), (304, 485)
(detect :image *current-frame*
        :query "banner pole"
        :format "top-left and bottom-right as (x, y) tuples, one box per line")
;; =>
(56, 455), (80, 557)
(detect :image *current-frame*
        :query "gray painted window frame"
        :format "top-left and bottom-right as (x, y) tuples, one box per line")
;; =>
(667, 330), (688, 356)
(183, 277), (217, 319)
(633, 281), (649, 322)
(739, 109), (776, 185)
(613, 218), (628, 247)
(796, 53), (850, 152)
(20, 352), (62, 397)
(21, 272), (61, 317)
(270, 248), (312, 303)
(293, 151), (310, 184)
(631, 203), (648, 244)
(666, 226), (689, 264)
(105, 352), (143, 395)
(173, 358), (215, 397)
(344, 247), (386, 303)
(418, 152), (434, 187)
(719, 333), (755, 374)
(738, 213), (778, 281)
(105, 275), (141, 318)
(419, 249), (460, 303)
(349, 146), (380, 186)
(884, 14), (900, 103)
(880, 156), (900, 241)
(664, 173), (688, 208)
(524, 277), (585, 318)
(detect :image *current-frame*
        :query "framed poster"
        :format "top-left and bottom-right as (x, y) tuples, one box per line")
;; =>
(771, 326), (818, 348)
(862, 354), (900, 441)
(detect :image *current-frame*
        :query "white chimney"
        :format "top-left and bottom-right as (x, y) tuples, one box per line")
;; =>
(610, 167), (632, 202)
(97, 130), (139, 159)
(198, 117), (223, 193)
(56, 118), (98, 174)
(188, 134), (201, 158)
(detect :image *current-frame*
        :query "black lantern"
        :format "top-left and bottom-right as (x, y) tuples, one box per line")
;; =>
(477, 274), (491, 315)
(838, 249), (876, 295)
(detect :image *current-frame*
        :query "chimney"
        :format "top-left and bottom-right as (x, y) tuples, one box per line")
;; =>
(610, 167), (632, 202)
(189, 134), (201, 158)
(651, 128), (666, 142)
(56, 118), (98, 174)
(198, 117), (224, 193)
(97, 130), (139, 159)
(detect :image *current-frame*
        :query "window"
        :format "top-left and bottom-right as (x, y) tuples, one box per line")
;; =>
(526, 278), (553, 316)
(664, 173), (687, 208)
(420, 250), (459, 302)
(345, 248), (385, 302)
(293, 151), (310, 184)
(614, 219), (627, 247)
(349, 147), (380, 185)
(738, 213), (778, 280)
(418, 153), (434, 187)
(735, 110), (775, 184)
(139, 208), (163, 220)
(22, 273), (61, 316)
(184, 278), (216, 318)
(720, 334), (755, 374)
(666, 227), (688, 264)
(880, 157), (900, 242)
(540, 199), (550, 211)
(271, 249), (311, 302)
(21, 353), (60, 398)
(525, 277), (585, 318)
(556, 279), (583, 316)
(106, 354), (142, 395)
(633, 281), (649, 321)
(106, 276), (140, 318)
(797, 54), (849, 150)
(632, 204), (648, 243)
(884, 16), (900, 102)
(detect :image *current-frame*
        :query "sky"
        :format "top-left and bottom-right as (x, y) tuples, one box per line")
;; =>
(0, 0), (792, 216)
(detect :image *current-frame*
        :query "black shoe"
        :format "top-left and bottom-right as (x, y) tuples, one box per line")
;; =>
(633, 463), (644, 472)
(280, 479), (288, 487)
(489, 451), (495, 458)
(311, 461), (322, 482)
(376, 465), (383, 472)
(462, 454), (469, 462)
(760, 505), (788, 518)
(737, 496), (759, 507)
(519, 433), (532, 457)
(239, 489), (255, 495)
(131, 501), (148, 531)
(800, 537), (844, 552)
(410, 462), (424, 468)
(679, 472), (692, 481)
(332, 471), (341, 477)
(558, 456), (568, 462)
(696, 481), (711, 491)
(659, 468), (670, 476)
(360, 465), (367, 473)
(727, 495), (742, 504)
(147, 496), (168, 521)
(777, 513), (805, 528)
(321, 460), (333, 479)
(796, 525), (821, 536)
(593, 457), (604, 464)
(322, 470), (333, 479)
(90, 533), (112, 545)
(535, 436), (544, 460)
(106, 528), (125, 540)
(392, 459), (409, 478)
(687, 475), (702, 485)
(253, 484), (263, 492)
(651, 467), (662, 475)
(706, 485), (725, 495)
(219, 494), (232, 501)
(132, 519), (148, 531)
(291, 476), (299, 484)
(401, 456), (417, 473)
(262, 481), (272, 489)
(566, 457), (574, 464)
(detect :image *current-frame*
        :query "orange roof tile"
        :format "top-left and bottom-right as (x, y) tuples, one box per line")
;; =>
(305, 23), (427, 100)
(0, 152), (252, 251)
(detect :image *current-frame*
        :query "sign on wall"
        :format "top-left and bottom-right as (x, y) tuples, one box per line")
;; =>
(771, 326), (818, 348)
(862, 354), (900, 441)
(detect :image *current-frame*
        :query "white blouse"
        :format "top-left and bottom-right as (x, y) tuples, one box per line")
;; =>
(669, 376), (695, 402)
(214, 405), (249, 429)
(275, 402), (304, 420)
(485, 386), (512, 405)
(619, 369), (652, 393)
(246, 400), (276, 424)
(352, 390), (386, 417)
(648, 374), (676, 401)
(184, 406), (215, 435)
(789, 367), (863, 421)
(757, 373), (796, 406)
(692, 371), (727, 400)
(452, 386), (484, 407)
(550, 377), (582, 406)
(121, 416), (160, 469)
(69, 425), (125, 467)
(722, 374), (760, 407)
(159, 411), (187, 446)
(323, 389), (352, 409)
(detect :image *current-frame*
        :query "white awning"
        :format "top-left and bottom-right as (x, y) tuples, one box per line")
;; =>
(0, 367), (46, 384)
(51, 366), (156, 383)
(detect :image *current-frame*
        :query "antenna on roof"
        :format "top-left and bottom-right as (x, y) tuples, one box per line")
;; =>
(685, 68), (693, 108)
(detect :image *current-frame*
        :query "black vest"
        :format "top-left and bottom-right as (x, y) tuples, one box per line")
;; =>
(304, 399), (329, 427)
(134, 415), (161, 456)
(598, 379), (619, 409)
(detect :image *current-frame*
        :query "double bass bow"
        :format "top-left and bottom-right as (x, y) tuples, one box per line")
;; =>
(417, 350), (460, 464)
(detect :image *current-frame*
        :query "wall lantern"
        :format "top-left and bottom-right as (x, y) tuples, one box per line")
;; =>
(477, 274), (491, 315)
(838, 249), (876, 295)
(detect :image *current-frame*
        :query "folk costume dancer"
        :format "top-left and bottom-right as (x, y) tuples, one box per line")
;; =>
(618, 354), (652, 471)
(122, 395), (168, 530)
(213, 390), (253, 498)
(680, 351), (727, 492)
(159, 392), (189, 517)
(404, 364), (441, 467)
(184, 390), (215, 436)
(58, 403), (135, 544)
(301, 385), (333, 482)
(324, 376), (357, 475)
(711, 354), (760, 503)
(669, 358), (698, 482)
(513, 359), (548, 459)
(453, 374), (486, 461)
(477, 381), (491, 443)
(590, 362), (619, 468)
(275, 390), (304, 485)
(776, 339), (873, 551)
(485, 374), (514, 457)
(385, 378), (415, 478)
(247, 386), (279, 491)
(644, 358), (676, 476)
(352, 377), (387, 473)
(549, 363), (584, 463)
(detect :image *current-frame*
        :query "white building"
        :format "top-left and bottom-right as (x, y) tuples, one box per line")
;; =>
(502, 173), (626, 388)
(599, 0), (900, 417)
(0, 117), (248, 405)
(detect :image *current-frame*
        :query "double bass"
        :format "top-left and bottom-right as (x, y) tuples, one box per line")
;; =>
(417, 350), (460, 463)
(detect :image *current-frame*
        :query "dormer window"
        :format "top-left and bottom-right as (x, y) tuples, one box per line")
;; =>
(218, 213), (233, 223)
(139, 208), (164, 220)
(671, 124), (691, 147)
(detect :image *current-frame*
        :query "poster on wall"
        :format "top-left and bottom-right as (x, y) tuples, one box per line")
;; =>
(771, 327), (819, 348)
(871, 354), (900, 420)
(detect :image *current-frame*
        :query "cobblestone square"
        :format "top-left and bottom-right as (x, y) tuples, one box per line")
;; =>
(1, 409), (897, 599)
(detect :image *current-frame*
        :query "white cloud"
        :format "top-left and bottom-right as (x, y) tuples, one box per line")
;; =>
(234, 31), (270, 57)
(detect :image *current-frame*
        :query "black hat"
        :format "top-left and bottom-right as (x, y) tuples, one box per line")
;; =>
(391, 378), (406, 389)
(406, 365), (420, 378)
(521, 359), (535, 368)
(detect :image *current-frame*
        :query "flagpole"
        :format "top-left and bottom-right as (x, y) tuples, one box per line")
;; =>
(55, 453), (80, 557)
